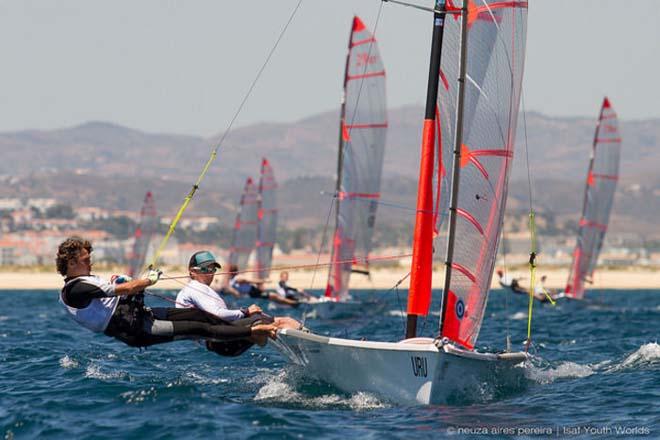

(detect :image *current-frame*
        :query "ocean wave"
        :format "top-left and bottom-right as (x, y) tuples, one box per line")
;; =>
(607, 343), (660, 372)
(183, 370), (230, 385)
(120, 387), (157, 404)
(254, 370), (387, 410)
(84, 363), (128, 381)
(59, 355), (79, 369)
(526, 361), (594, 384)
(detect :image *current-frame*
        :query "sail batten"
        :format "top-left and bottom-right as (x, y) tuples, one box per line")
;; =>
(565, 98), (621, 299)
(326, 16), (387, 299)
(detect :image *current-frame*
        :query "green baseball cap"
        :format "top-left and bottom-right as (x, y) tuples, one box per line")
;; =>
(188, 250), (221, 269)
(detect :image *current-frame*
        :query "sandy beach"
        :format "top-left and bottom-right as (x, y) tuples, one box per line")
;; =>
(1, 267), (656, 291)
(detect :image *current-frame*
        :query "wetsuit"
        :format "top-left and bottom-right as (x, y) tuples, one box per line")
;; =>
(60, 275), (261, 354)
(499, 274), (526, 295)
(230, 276), (268, 299)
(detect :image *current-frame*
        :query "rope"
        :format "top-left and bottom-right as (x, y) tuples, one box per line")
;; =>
(301, 192), (338, 326)
(525, 211), (536, 350)
(160, 252), (413, 281)
(146, 0), (305, 271)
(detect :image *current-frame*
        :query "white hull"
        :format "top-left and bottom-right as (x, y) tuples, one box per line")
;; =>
(273, 329), (529, 405)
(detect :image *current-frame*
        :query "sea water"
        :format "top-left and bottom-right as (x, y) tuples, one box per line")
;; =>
(1, 289), (658, 439)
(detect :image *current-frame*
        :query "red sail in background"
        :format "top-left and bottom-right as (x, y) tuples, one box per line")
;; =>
(127, 191), (158, 277)
(325, 15), (387, 299)
(228, 178), (258, 271)
(565, 98), (621, 299)
(256, 158), (278, 280)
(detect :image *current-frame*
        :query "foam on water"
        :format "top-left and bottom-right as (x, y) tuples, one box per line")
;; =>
(607, 343), (660, 372)
(84, 363), (128, 381)
(509, 312), (527, 320)
(527, 361), (594, 384)
(120, 387), (158, 404)
(183, 370), (230, 385)
(254, 369), (387, 410)
(59, 355), (79, 369)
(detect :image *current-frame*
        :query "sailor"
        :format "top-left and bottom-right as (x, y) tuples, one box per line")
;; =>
(276, 271), (314, 302)
(228, 264), (299, 307)
(534, 275), (557, 303)
(57, 236), (277, 349)
(496, 269), (527, 295)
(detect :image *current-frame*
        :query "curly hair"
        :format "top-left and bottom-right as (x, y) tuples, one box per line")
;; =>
(56, 236), (92, 276)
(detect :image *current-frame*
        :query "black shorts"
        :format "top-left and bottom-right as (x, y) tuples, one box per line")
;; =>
(205, 313), (274, 357)
(248, 286), (269, 299)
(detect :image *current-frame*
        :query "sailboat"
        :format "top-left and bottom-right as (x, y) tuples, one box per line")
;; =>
(228, 177), (259, 270)
(563, 98), (621, 300)
(311, 15), (388, 319)
(256, 158), (278, 280)
(127, 191), (158, 278)
(274, 1), (529, 404)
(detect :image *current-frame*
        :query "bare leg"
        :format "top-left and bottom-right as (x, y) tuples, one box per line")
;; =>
(274, 316), (301, 330)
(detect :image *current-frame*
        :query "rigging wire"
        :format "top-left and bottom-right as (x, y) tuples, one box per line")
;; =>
(301, 194), (338, 327)
(146, 0), (305, 272)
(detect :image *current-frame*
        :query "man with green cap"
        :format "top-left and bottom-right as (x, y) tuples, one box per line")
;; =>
(176, 250), (302, 355)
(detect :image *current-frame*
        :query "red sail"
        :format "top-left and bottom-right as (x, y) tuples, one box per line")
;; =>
(434, 1), (528, 349)
(565, 98), (621, 299)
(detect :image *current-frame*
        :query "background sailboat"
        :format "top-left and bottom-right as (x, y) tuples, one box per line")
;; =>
(564, 98), (621, 300)
(228, 177), (259, 270)
(275, 0), (530, 404)
(256, 158), (278, 280)
(127, 191), (158, 278)
(312, 15), (388, 319)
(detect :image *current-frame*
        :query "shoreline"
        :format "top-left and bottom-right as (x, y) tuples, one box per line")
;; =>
(0, 267), (657, 290)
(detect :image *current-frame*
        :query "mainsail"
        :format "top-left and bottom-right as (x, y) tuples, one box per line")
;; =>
(565, 98), (621, 299)
(127, 191), (158, 277)
(228, 177), (259, 270)
(256, 158), (278, 280)
(325, 15), (387, 299)
(407, 0), (528, 349)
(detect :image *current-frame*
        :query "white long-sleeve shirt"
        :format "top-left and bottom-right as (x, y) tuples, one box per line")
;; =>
(175, 279), (245, 321)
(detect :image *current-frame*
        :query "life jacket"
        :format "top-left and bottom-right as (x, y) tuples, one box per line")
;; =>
(59, 276), (119, 333)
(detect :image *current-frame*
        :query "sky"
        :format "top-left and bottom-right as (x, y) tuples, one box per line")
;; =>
(1, 0), (659, 136)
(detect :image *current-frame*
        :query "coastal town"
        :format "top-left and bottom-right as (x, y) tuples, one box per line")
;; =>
(2, 195), (657, 290)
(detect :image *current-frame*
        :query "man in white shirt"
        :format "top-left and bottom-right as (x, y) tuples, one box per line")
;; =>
(176, 251), (263, 322)
(496, 269), (527, 295)
(176, 251), (302, 355)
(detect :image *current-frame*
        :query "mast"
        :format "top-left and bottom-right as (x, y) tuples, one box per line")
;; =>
(438, 1), (469, 336)
(406, 0), (448, 339)
(326, 17), (354, 297)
